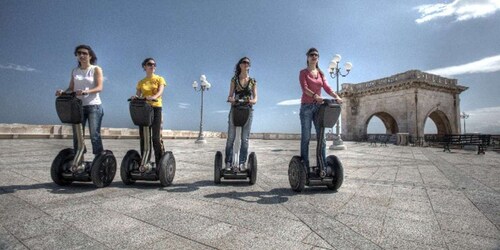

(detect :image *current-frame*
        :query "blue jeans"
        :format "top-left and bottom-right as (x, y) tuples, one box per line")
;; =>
(73, 105), (104, 155)
(225, 109), (253, 164)
(300, 103), (326, 169)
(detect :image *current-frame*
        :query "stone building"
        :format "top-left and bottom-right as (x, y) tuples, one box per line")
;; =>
(340, 70), (468, 141)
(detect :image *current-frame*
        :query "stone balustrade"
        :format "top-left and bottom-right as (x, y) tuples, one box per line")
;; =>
(0, 123), (331, 140)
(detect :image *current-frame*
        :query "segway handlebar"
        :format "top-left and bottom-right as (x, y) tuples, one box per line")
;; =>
(128, 97), (158, 102)
(228, 98), (252, 107)
(322, 98), (340, 107)
(56, 91), (89, 97)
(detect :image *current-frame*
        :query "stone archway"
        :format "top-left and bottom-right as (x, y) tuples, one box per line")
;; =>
(340, 70), (468, 141)
(365, 112), (399, 134)
(425, 109), (452, 135)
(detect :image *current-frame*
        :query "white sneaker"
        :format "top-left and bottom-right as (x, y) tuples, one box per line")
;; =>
(225, 162), (232, 171)
(239, 163), (247, 171)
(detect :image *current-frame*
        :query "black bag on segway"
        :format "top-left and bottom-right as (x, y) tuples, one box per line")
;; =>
(55, 95), (83, 124)
(129, 100), (154, 126)
(317, 100), (341, 128)
(232, 106), (250, 127)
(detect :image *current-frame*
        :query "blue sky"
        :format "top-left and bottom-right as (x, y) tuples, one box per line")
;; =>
(1, 0), (499, 133)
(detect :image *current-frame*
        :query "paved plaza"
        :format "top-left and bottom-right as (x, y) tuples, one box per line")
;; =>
(0, 138), (499, 249)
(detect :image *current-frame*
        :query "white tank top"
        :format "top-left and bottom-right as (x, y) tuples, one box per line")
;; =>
(72, 65), (102, 106)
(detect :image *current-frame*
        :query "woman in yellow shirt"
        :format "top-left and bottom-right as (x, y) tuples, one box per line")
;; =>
(133, 57), (166, 165)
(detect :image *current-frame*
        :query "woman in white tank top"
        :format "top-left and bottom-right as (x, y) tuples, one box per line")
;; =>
(55, 45), (105, 155)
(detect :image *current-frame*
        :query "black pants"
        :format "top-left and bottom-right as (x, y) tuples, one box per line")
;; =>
(139, 107), (164, 164)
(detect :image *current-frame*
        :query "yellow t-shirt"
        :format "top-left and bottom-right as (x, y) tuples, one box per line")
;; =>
(136, 74), (167, 107)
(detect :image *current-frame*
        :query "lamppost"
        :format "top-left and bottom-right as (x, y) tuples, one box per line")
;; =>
(192, 75), (211, 144)
(460, 111), (469, 134)
(328, 54), (352, 150)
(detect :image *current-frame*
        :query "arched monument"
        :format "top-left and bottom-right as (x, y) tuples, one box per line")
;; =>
(340, 70), (468, 141)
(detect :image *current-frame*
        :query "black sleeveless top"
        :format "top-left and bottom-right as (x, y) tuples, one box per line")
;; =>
(231, 76), (257, 100)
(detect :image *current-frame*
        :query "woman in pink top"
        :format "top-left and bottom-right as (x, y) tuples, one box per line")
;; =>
(299, 48), (343, 171)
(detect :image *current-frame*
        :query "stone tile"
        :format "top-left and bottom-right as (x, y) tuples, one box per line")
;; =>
(301, 232), (333, 249)
(442, 230), (500, 250)
(388, 197), (434, 214)
(0, 225), (28, 250)
(379, 236), (446, 250)
(335, 212), (384, 242)
(435, 212), (499, 239)
(3, 216), (69, 240)
(0, 194), (46, 224)
(381, 216), (445, 247)
(22, 229), (107, 250)
(130, 204), (220, 237)
(427, 188), (483, 217)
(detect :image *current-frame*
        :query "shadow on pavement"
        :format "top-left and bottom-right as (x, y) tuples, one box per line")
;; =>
(204, 188), (297, 204)
(0, 182), (97, 194)
(163, 180), (215, 193)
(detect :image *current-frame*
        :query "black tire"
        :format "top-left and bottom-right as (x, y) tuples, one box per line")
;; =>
(214, 151), (222, 184)
(159, 151), (176, 187)
(248, 152), (257, 185)
(51, 148), (75, 186)
(288, 156), (306, 192)
(326, 155), (344, 191)
(120, 150), (140, 185)
(91, 150), (117, 188)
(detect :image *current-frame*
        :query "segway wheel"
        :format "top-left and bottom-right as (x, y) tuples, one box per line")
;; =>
(120, 150), (140, 185)
(326, 155), (344, 191)
(248, 152), (257, 185)
(288, 156), (306, 192)
(159, 151), (176, 187)
(91, 150), (117, 188)
(51, 148), (75, 186)
(214, 151), (222, 184)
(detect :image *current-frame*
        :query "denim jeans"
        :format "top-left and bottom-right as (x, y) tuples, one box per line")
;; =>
(73, 105), (104, 155)
(225, 108), (253, 164)
(300, 103), (326, 169)
(139, 107), (164, 164)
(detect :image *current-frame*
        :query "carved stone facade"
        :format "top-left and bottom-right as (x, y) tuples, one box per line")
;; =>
(340, 70), (468, 141)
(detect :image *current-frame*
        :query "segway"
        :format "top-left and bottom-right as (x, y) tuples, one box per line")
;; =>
(51, 92), (117, 188)
(288, 99), (344, 192)
(214, 99), (257, 185)
(120, 98), (175, 187)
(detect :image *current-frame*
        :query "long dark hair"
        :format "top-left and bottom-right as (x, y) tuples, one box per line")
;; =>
(141, 57), (155, 67)
(234, 57), (250, 78)
(306, 47), (324, 76)
(74, 44), (97, 66)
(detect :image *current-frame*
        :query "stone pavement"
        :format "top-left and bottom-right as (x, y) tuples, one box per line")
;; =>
(0, 139), (499, 249)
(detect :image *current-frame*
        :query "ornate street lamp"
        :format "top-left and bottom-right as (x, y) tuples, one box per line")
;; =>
(192, 75), (211, 143)
(328, 54), (352, 150)
(460, 111), (469, 134)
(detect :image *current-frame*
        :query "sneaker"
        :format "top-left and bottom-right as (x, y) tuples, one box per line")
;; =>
(239, 163), (247, 172)
(225, 162), (232, 171)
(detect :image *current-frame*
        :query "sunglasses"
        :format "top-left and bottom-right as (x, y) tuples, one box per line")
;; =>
(146, 62), (156, 67)
(241, 61), (250, 65)
(308, 53), (319, 57)
(76, 51), (89, 56)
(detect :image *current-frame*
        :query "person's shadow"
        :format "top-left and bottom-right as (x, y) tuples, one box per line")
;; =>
(0, 182), (98, 195)
(204, 188), (298, 205)
(161, 180), (215, 193)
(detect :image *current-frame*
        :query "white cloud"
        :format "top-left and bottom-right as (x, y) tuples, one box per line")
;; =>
(0, 63), (37, 72)
(214, 110), (229, 113)
(178, 102), (190, 109)
(277, 99), (301, 106)
(415, 0), (500, 24)
(425, 54), (500, 76)
(462, 106), (500, 133)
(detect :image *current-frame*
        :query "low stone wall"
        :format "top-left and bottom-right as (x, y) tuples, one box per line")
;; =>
(0, 123), (321, 140)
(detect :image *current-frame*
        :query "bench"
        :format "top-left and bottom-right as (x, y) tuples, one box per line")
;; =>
(443, 134), (491, 154)
(367, 134), (392, 146)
